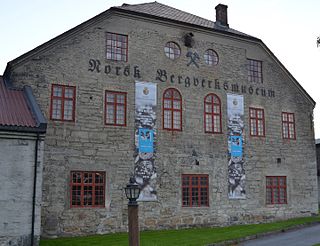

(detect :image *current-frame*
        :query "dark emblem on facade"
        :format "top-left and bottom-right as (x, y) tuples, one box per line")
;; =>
(186, 51), (200, 68)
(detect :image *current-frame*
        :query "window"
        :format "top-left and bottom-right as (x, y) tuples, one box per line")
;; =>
(164, 42), (181, 60)
(282, 112), (295, 139)
(70, 171), (105, 207)
(249, 107), (265, 137)
(163, 88), (182, 131)
(106, 32), (128, 62)
(105, 91), (127, 126)
(50, 84), (76, 121)
(266, 176), (287, 204)
(247, 59), (262, 83)
(204, 49), (219, 65)
(204, 93), (222, 133)
(182, 174), (209, 207)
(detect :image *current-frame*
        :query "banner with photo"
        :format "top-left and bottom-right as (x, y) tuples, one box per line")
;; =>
(134, 81), (157, 201)
(227, 94), (246, 199)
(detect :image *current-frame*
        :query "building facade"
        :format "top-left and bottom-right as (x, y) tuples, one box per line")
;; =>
(2, 2), (318, 240)
(0, 77), (46, 245)
(316, 139), (320, 205)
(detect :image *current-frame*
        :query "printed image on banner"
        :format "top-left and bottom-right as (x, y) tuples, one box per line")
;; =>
(134, 81), (157, 201)
(227, 94), (246, 199)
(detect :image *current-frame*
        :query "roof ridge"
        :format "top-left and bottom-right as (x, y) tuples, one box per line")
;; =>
(116, 1), (215, 24)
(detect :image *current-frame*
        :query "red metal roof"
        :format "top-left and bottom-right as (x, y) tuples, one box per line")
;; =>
(0, 76), (37, 128)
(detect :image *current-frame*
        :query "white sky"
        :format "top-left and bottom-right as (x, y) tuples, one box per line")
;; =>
(1, 0), (320, 139)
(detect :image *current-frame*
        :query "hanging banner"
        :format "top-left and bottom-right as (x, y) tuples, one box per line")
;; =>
(227, 94), (246, 199)
(134, 81), (157, 201)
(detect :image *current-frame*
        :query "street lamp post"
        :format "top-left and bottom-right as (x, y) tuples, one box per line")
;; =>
(124, 177), (141, 246)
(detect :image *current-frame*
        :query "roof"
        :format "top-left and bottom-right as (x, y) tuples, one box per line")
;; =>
(113, 2), (255, 38)
(0, 76), (46, 133)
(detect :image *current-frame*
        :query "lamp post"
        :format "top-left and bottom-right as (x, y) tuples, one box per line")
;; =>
(124, 177), (141, 246)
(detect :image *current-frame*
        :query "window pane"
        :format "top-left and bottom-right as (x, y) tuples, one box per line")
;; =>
(53, 86), (62, 97)
(65, 88), (74, 98)
(52, 99), (62, 119)
(64, 100), (73, 120)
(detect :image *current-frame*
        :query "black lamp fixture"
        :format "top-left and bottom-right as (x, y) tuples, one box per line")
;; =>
(124, 176), (141, 246)
(124, 177), (141, 205)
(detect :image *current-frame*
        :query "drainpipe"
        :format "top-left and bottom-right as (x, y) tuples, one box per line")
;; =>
(31, 134), (40, 246)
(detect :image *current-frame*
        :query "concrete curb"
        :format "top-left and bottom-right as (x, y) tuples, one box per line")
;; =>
(207, 221), (320, 246)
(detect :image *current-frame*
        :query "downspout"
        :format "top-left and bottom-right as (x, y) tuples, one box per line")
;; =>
(31, 133), (40, 246)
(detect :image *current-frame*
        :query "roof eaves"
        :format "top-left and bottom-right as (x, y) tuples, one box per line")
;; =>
(23, 86), (47, 131)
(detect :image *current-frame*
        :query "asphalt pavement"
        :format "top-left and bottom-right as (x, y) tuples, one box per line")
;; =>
(239, 224), (320, 246)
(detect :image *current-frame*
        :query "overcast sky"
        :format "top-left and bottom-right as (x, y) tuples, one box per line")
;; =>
(1, 0), (319, 138)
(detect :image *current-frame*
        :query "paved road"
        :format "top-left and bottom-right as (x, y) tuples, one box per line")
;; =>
(240, 224), (320, 246)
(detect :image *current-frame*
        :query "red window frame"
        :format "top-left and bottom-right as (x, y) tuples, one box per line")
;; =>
(247, 59), (263, 83)
(249, 107), (265, 137)
(164, 41), (181, 60)
(163, 88), (182, 131)
(204, 93), (222, 134)
(282, 112), (296, 139)
(50, 84), (76, 121)
(106, 32), (128, 62)
(105, 90), (127, 126)
(266, 176), (287, 205)
(182, 174), (209, 207)
(70, 171), (105, 208)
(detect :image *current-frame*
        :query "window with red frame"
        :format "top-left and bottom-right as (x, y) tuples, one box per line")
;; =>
(204, 93), (222, 133)
(249, 107), (265, 137)
(247, 59), (263, 83)
(105, 91), (127, 126)
(70, 171), (105, 207)
(266, 176), (287, 204)
(282, 112), (295, 139)
(50, 84), (76, 121)
(106, 32), (128, 62)
(182, 174), (209, 207)
(163, 88), (182, 131)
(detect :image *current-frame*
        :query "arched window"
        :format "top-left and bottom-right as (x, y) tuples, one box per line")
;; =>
(163, 88), (182, 131)
(204, 93), (222, 133)
(164, 42), (181, 60)
(204, 49), (219, 66)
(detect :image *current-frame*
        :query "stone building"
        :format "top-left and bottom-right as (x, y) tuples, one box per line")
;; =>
(0, 77), (46, 245)
(316, 139), (320, 205)
(1, 1), (318, 240)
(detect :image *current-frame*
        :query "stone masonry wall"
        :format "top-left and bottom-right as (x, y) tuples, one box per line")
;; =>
(0, 133), (44, 245)
(8, 12), (318, 237)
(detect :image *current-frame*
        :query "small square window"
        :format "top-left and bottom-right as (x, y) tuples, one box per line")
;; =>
(106, 32), (128, 62)
(70, 171), (105, 208)
(182, 174), (209, 207)
(266, 176), (287, 204)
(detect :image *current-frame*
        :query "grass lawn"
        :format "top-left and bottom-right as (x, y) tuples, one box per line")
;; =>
(40, 215), (320, 246)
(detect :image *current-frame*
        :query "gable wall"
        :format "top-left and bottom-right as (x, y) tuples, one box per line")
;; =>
(8, 13), (318, 237)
